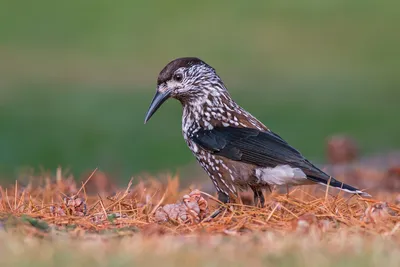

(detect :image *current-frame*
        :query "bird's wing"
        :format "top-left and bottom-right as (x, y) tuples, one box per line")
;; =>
(191, 126), (329, 180)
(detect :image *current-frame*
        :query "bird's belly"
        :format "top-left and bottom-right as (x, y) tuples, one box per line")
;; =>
(191, 147), (254, 194)
(255, 165), (310, 186)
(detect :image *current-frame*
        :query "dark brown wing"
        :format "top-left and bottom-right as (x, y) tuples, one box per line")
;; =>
(191, 126), (370, 196)
(191, 126), (328, 180)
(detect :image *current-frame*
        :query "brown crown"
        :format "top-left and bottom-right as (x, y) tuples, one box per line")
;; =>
(157, 57), (207, 85)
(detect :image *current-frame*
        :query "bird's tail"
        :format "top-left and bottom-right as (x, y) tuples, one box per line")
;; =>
(307, 175), (371, 197)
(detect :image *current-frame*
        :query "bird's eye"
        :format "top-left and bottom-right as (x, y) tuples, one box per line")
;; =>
(173, 73), (183, 82)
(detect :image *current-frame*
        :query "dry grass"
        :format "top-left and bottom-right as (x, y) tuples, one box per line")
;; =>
(0, 168), (399, 266)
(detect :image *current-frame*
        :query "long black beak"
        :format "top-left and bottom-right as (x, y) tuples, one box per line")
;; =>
(144, 90), (171, 123)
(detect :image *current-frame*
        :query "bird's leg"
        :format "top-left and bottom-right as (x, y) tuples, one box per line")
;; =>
(209, 191), (229, 219)
(286, 185), (290, 198)
(251, 187), (265, 208)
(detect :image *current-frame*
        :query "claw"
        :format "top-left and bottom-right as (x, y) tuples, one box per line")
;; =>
(251, 187), (265, 208)
(202, 191), (229, 221)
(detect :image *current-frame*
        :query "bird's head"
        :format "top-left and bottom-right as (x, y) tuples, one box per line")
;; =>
(144, 57), (227, 123)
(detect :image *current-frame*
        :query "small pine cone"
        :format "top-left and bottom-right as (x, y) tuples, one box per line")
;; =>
(154, 189), (209, 224)
(292, 213), (334, 234)
(183, 189), (209, 220)
(154, 203), (189, 223)
(361, 202), (397, 224)
(292, 213), (319, 233)
(49, 205), (66, 216)
(62, 196), (87, 216)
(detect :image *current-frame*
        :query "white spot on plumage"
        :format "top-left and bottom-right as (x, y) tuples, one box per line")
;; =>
(210, 90), (220, 97)
(255, 165), (307, 186)
(229, 120), (239, 126)
(221, 178), (229, 188)
(224, 104), (233, 111)
(231, 185), (236, 193)
(203, 120), (214, 130)
(192, 143), (199, 153)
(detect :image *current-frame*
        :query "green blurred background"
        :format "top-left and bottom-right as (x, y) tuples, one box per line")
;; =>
(0, 0), (399, 183)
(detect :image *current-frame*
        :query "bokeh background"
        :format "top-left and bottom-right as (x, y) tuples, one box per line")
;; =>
(1, 1), (399, 184)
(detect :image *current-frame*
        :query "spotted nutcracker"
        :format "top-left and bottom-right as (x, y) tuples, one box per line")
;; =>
(144, 57), (370, 217)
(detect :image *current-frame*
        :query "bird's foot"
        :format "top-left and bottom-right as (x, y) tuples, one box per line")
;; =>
(202, 192), (229, 221)
(206, 207), (226, 221)
(251, 187), (265, 208)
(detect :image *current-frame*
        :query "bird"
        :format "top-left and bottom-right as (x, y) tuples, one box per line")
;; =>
(144, 57), (370, 217)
